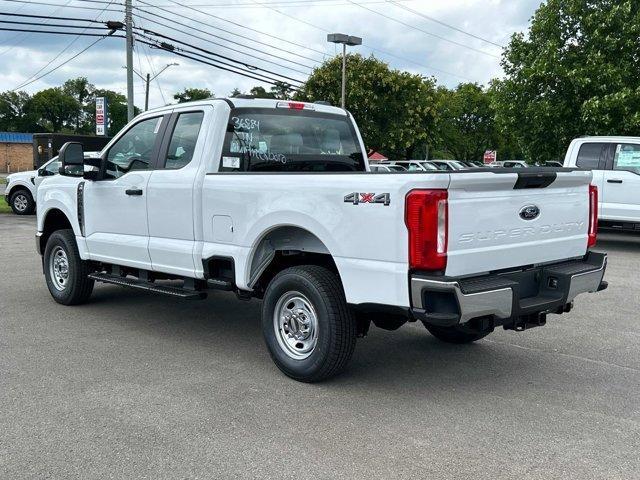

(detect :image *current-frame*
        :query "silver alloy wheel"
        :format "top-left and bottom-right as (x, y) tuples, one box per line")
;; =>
(13, 194), (28, 212)
(49, 246), (70, 291)
(273, 291), (319, 360)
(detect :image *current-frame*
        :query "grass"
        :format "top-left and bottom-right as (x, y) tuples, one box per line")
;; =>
(0, 199), (12, 214)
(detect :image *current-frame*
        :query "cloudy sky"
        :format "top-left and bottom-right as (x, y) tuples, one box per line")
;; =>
(0, 0), (542, 109)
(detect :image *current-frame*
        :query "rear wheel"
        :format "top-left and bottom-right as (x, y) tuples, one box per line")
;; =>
(424, 323), (493, 344)
(10, 189), (35, 215)
(43, 229), (94, 305)
(261, 265), (357, 382)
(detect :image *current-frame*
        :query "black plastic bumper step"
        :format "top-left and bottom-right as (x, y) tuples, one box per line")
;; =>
(88, 273), (207, 300)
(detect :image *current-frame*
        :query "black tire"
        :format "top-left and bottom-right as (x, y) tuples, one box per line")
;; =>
(424, 323), (492, 344)
(261, 265), (357, 382)
(10, 189), (35, 215)
(43, 229), (94, 305)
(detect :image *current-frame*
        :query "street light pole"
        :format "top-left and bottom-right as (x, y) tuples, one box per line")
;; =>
(127, 63), (178, 111)
(327, 33), (362, 110)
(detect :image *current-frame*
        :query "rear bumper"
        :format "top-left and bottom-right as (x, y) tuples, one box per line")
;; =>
(411, 251), (607, 328)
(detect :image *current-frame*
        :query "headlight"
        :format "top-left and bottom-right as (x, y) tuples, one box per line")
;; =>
(4, 176), (10, 185)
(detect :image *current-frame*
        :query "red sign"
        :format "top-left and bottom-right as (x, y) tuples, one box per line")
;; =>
(96, 114), (104, 123)
(483, 150), (497, 164)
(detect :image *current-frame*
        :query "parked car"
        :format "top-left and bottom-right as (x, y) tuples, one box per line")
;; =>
(386, 160), (438, 171)
(4, 152), (99, 215)
(564, 136), (640, 228)
(544, 161), (564, 167)
(459, 160), (483, 168)
(35, 98), (607, 382)
(429, 159), (468, 171)
(502, 160), (529, 168)
(370, 164), (407, 172)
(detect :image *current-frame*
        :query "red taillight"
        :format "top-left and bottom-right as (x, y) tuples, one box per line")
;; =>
(588, 184), (598, 247)
(405, 189), (448, 271)
(288, 102), (305, 110)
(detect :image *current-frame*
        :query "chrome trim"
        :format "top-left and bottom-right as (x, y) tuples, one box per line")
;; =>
(567, 254), (607, 302)
(411, 278), (513, 323)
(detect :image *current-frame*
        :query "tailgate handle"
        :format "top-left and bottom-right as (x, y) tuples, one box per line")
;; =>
(607, 179), (623, 184)
(513, 172), (557, 189)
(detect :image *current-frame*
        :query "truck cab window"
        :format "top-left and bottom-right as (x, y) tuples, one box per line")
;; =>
(163, 112), (204, 170)
(220, 108), (364, 172)
(576, 143), (605, 169)
(105, 116), (163, 179)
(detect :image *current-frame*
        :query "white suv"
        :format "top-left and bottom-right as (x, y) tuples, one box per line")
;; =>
(4, 153), (99, 215)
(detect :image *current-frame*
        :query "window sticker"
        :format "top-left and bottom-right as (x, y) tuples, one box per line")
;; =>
(222, 156), (240, 169)
(615, 144), (640, 168)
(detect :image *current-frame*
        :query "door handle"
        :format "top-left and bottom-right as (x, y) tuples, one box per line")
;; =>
(125, 188), (143, 196)
(607, 179), (623, 184)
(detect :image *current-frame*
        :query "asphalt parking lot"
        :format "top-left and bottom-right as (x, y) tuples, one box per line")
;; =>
(0, 214), (638, 479)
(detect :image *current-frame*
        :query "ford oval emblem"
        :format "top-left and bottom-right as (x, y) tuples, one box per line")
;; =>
(519, 205), (540, 220)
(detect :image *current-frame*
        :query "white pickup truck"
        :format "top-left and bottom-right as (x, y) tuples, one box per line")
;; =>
(36, 98), (607, 382)
(564, 136), (640, 229)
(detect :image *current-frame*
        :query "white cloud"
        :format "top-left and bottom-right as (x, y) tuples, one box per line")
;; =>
(0, 0), (542, 110)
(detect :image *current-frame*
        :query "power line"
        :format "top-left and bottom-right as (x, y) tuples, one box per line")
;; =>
(0, 19), (106, 29)
(136, 37), (299, 90)
(0, 0), (123, 12)
(134, 11), (311, 75)
(138, 0), (328, 58)
(132, 8), (319, 66)
(386, 1), (504, 48)
(0, 12), (103, 23)
(344, 0), (500, 59)
(14, 0), (117, 91)
(0, 27), (120, 37)
(135, 27), (305, 85)
(12, 33), (117, 90)
(244, 0), (473, 81)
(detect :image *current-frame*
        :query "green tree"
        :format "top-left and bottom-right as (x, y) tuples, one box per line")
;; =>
(63, 77), (94, 133)
(493, 0), (640, 162)
(0, 91), (40, 132)
(432, 83), (501, 162)
(29, 87), (81, 132)
(298, 54), (438, 159)
(173, 87), (213, 103)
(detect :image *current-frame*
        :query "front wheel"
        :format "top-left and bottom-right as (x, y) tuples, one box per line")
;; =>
(43, 229), (94, 305)
(10, 189), (35, 215)
(261, 265), (357, 382)
(424, 323), (493, 344)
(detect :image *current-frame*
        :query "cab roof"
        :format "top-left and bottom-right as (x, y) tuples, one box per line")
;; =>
(145, 97), (347, 116)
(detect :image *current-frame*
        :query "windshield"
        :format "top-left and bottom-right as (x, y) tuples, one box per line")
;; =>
(220, 108), (364, 172)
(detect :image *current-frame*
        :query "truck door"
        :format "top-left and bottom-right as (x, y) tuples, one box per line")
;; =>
(601, 142), (640, 222)
(146, 107), (208, 277)
(83, 114), (170, 270)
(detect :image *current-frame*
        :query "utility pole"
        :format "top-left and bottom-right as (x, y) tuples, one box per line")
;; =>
(125, 0), (134, 121)
(145, 73), (150, 111)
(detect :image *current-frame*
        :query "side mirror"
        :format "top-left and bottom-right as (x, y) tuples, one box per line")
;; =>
(83, 156), (102, 181)
(58, 142), (84, 176)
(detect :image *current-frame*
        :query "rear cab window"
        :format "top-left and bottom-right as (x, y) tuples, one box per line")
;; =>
(576, 143), (606, 169)
(219, 108), (364, 172)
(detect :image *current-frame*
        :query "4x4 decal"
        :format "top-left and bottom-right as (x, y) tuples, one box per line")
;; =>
(344, 192), (390, 206)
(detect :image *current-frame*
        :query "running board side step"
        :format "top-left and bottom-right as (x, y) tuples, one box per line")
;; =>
(88, 273), (207, 300)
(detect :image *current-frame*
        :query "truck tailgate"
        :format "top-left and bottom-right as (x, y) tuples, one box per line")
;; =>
(446, 170), (593, 277)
